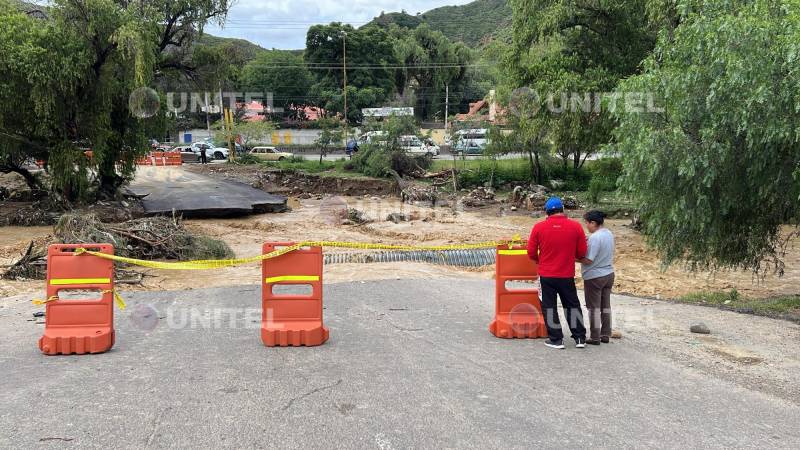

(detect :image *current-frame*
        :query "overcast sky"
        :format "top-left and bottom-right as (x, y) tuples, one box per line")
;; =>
(205, 0), (475, 49)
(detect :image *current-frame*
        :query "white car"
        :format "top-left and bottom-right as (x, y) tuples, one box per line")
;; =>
(400, 135), (437, 156)
(210, 147), (229, 160)
(424, 140), (440, 156)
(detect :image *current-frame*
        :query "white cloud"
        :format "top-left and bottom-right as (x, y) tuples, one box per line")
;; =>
(205, 0), (475, 49)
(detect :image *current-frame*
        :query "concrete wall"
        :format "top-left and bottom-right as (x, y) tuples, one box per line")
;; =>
(178, 129), (213, 144)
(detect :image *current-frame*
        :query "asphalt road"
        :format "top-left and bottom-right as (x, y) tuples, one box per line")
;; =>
(1, 280), (798, 448)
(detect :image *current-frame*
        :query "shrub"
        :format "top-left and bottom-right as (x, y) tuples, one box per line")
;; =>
(231, 153), (260, 165)
(588, 178), (604, 204)
(588, 158), (623, 189)
(348, 145), (431, 178)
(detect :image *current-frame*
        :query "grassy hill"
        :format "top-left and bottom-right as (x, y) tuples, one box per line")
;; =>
(368, 0), (512, 46)
(195, 34), (269, 60)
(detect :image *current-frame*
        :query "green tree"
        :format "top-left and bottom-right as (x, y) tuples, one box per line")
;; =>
(315, 117), (343, 165)
(213, 119), (274, 153)
(612, 0), (800, 274)
(507, 0), (655, 171)
(305, 23), (397, 123)
(241, 50), (312, 119)
(0, 0), (229, 201)
(391, 24), (473, 120)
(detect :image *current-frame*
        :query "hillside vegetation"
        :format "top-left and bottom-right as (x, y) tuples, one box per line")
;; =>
(369, 0), (511, 46)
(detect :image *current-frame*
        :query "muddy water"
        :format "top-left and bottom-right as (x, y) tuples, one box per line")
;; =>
(1, 197), (798, 301)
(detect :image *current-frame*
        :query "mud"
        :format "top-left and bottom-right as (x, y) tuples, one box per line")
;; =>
(1, 197), (798, 303)
(186, 165), (397, 197)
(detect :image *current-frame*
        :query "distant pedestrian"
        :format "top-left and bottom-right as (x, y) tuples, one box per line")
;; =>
(527, 197), (588, 349)
(346, 139), (358, 159)
(580, 210), (615, 345)
(199, 146), (207, 165)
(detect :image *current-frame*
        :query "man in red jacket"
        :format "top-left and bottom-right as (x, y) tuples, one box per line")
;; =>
(527, 197), (588, 349)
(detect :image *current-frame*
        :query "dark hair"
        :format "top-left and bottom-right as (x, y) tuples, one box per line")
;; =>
(546, 207), (564, 216)
(584, 210), (607, 225)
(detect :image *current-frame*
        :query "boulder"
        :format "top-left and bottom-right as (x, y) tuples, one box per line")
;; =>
(690, 322), (711, 334)
(387, 212), (409, 224)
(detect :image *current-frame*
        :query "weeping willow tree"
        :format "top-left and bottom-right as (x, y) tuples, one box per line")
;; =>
(613, 0), (800, 274)
(0, 0), (229, 201)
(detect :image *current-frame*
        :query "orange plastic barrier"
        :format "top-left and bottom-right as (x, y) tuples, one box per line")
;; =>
(39, 244), (116, 355)
(489, 244), (548, 339)
(136, 151), (182, 166)
(261, 242), (329, 347)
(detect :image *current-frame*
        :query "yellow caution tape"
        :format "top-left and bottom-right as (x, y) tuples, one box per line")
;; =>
(265, 275), (320, 284)
(49, 278), (111, 286)
(32, 296), (59, 306)
(111, 289), (127, 310)
(498, 250), (528, 256)
(32, 289), (126, 310)
(71, 238), (528, 271)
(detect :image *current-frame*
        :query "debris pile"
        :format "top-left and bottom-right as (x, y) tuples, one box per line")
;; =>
(401, 185), (437, 204)
(2, 242), (47, 280)
(386, 212), (410, 223)
(510, 184), (549, 211)
(346, 208), (372, 225)
(461, 187), (497, 207)
(3, 214), (235, 281)
(562, 195), (579, 209)
(55, 214), (234, 260)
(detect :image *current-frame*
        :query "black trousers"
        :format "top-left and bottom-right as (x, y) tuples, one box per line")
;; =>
(540, 276), (587, 342)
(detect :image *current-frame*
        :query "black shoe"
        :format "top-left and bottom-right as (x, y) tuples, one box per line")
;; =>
(586, 338), (601, 345)
(601, 337), (610, 343)
(544, 339), (565, 349)
(575, 338), (586, 348)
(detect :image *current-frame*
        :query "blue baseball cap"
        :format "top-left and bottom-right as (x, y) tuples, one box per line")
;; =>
(544, 197), (563, 212)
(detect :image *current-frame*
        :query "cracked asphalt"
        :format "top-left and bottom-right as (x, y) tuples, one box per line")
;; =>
(1, 280), (799, 449)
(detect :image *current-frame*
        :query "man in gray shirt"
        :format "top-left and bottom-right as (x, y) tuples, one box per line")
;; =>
(579, 211), (615, 344)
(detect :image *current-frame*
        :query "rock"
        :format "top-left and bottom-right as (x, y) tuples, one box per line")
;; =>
(527, 192), (547, 210)
(387, 212), (409, 223)
(562, 195), (579, 209)
(611, 330), (622, 339)
(511, 186), (524, 205)
(529, 184), (549, 194)
(548, 179), (565, 190)
(510, 206), (517, 212)
(690, 322), (711, 334)
(347, 208), (371, 224)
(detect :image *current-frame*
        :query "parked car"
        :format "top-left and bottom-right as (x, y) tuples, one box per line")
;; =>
(250, 147), (293, 161)
(190, 142), (213, 155)
(455, 141), (486, 155)
(400, 135), (439, 157)
(359, 131), (388, 145)
(424, 139), (440, 156)
(211, 147), (229, 160)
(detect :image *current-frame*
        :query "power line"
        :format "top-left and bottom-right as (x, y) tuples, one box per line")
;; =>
(243, 63), (493, 70)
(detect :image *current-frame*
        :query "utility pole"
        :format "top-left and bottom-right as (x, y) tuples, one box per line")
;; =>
(204, 92), (211, 135)
(444, 83), (449, 131)
(342, 31), (348, 143)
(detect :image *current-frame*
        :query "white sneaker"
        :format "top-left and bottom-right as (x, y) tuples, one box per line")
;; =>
(544, 339), (565, 349)
(575, 338), (586, 348)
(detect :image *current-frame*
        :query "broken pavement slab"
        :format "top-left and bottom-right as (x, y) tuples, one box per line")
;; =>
(128, 166), (287, 217)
